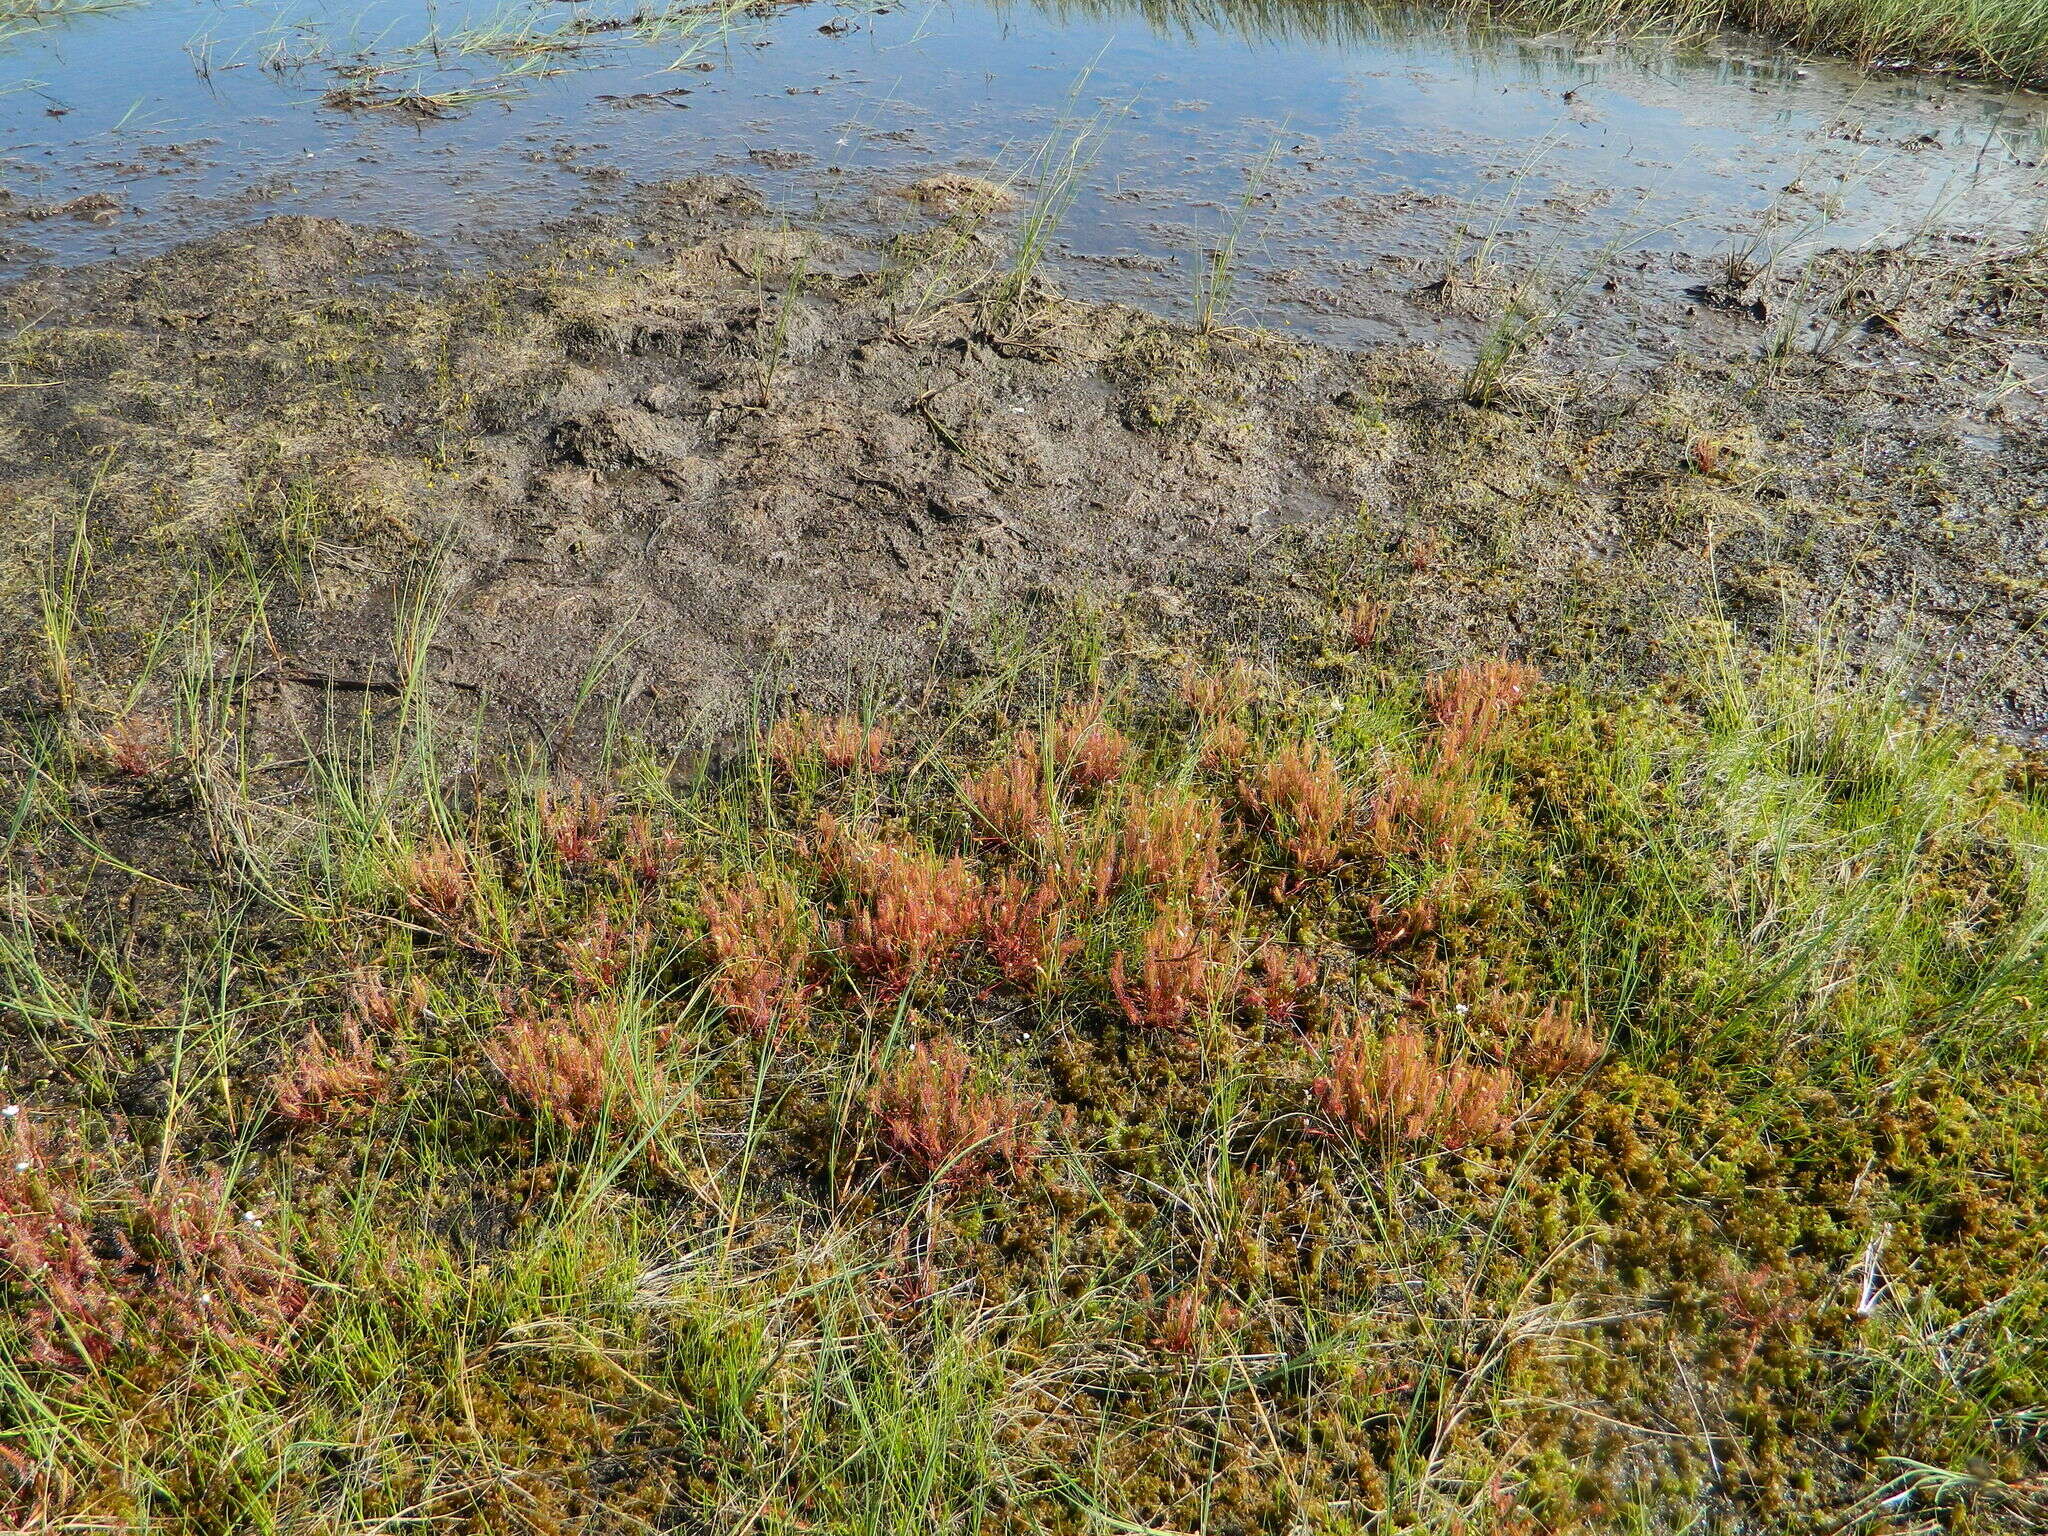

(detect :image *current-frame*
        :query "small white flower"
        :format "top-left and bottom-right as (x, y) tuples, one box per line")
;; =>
(12, 1162), (27, 1173)
(1454, 1003), (1470, 1017)
(197, 1291), (212, 1306)
(2, 1105), (19, 1117)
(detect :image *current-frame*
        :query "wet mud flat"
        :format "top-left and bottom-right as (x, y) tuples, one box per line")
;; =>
(2, 174), (2045, 750)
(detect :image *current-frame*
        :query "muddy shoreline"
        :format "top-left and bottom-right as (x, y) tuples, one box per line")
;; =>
(2, 175), (2044, 755)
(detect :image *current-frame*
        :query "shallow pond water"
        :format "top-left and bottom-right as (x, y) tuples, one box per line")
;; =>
(2, 0), (2044, 344)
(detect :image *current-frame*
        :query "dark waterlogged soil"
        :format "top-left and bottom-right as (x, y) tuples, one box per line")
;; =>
(2, 175), (2045, 750)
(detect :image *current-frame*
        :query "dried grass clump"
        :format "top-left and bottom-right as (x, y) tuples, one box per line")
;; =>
(1118, 786), (1224, 901)
(1240, 741), (1355, 873)
(869, 1040), (1039, 1190)
(540, 781), (613, 866)
(1110, 907), (1231, 1031)
(966, 735), (1051, 848)
(838, 843), (979, 999)
(487, 1001), (640, 1134)
(700, 871), (818, 1035)
(767, 711), (893, 775)
(1425, 658), (1541, 764)
(1313, 1026), (1516, 1150)
(979, 873), (1077, 993)
(896, 172), (1017, 214)
(1050, 699), (1130, 792)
